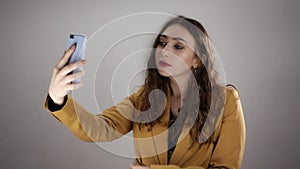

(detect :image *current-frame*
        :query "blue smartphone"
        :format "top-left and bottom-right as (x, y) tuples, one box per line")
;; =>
(66, 33), (87, 83)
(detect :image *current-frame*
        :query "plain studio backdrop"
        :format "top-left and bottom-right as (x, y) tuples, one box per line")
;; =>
(1, 0), (300, 168)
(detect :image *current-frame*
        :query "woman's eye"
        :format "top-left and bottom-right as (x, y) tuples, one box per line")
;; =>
(158, 41), (167, 47)
(174, 45), (184, 50)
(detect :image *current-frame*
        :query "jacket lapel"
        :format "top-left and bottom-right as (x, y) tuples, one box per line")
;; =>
(150, 86), (171, 165)
(150, 85), (195, 165)
(169, 127), (193, 164)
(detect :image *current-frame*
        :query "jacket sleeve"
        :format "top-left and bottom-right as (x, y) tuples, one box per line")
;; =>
(43, 89), (142, 142)
(149, 87), (246, 169)
(208, 87), (246, 168)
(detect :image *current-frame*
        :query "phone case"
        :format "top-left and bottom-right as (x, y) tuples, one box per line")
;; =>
(66, 33), (87, 83)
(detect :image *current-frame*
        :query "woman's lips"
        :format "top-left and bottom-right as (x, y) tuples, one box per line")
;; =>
(158, 61), (172, 67)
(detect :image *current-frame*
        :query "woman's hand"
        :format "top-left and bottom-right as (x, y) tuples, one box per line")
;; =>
(48, 45), (87, 105)
(131, 165), (150, 169)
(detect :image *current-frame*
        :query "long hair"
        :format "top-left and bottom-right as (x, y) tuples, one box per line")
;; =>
(136, 15), (225, 144)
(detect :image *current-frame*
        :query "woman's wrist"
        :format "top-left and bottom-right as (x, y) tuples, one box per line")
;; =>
(47, 94), (68, 112)
(49, 94), (65, 105)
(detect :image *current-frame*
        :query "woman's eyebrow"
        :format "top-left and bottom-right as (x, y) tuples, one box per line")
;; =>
(160, 34), (188, 44)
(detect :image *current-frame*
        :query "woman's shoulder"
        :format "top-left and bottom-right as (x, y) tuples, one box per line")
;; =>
(129, 85), (146, 98)
(211, 84), (240, 111)
(127, 85), (146, 106)
(225, 84), (240, 101)
(222, 84), (243, 119)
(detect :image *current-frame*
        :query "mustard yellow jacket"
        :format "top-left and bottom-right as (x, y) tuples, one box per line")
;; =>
(44, 86), (245, 169)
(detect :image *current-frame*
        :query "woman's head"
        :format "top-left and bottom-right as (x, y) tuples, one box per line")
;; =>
(153, 16), (210, 80)
(146, 15), (217, 95)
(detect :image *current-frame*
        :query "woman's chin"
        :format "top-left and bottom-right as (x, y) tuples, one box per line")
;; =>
(158, 69), (171, 77)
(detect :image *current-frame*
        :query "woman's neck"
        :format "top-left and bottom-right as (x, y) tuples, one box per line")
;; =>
(169, 75), (191, 116)
(169, 74), (190, 101)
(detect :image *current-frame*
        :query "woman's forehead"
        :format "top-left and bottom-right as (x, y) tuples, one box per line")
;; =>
(161, 24), (195, 46)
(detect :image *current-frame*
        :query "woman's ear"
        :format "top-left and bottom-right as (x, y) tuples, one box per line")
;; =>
(192, 56), (201, 69)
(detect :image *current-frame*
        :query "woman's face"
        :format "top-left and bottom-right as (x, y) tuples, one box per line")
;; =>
(155, 24), (199, 79)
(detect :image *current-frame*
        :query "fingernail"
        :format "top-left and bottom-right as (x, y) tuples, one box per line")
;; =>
(70, 44), (76, 50)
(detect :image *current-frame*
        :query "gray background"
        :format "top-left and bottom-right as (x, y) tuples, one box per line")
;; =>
(1, 0), (300, 168)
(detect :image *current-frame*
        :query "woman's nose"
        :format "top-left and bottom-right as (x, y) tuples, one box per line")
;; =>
(161, 45), (172, 57)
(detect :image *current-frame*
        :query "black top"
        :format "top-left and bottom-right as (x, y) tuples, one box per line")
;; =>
(167, 109), (182, 163)
(46, 94), (67, 112)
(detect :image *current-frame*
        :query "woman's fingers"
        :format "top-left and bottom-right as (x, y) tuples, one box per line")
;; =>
(59, 60), (87, 76)
(63, 70), (86, 83)
(55, 45), (76, 70)
(66, 81), (84, 90)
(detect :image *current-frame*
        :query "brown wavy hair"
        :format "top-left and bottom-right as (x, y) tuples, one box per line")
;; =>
(136, 15), (225, 144)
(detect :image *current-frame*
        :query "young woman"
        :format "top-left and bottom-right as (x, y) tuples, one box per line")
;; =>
(45, 16), (246, 169)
